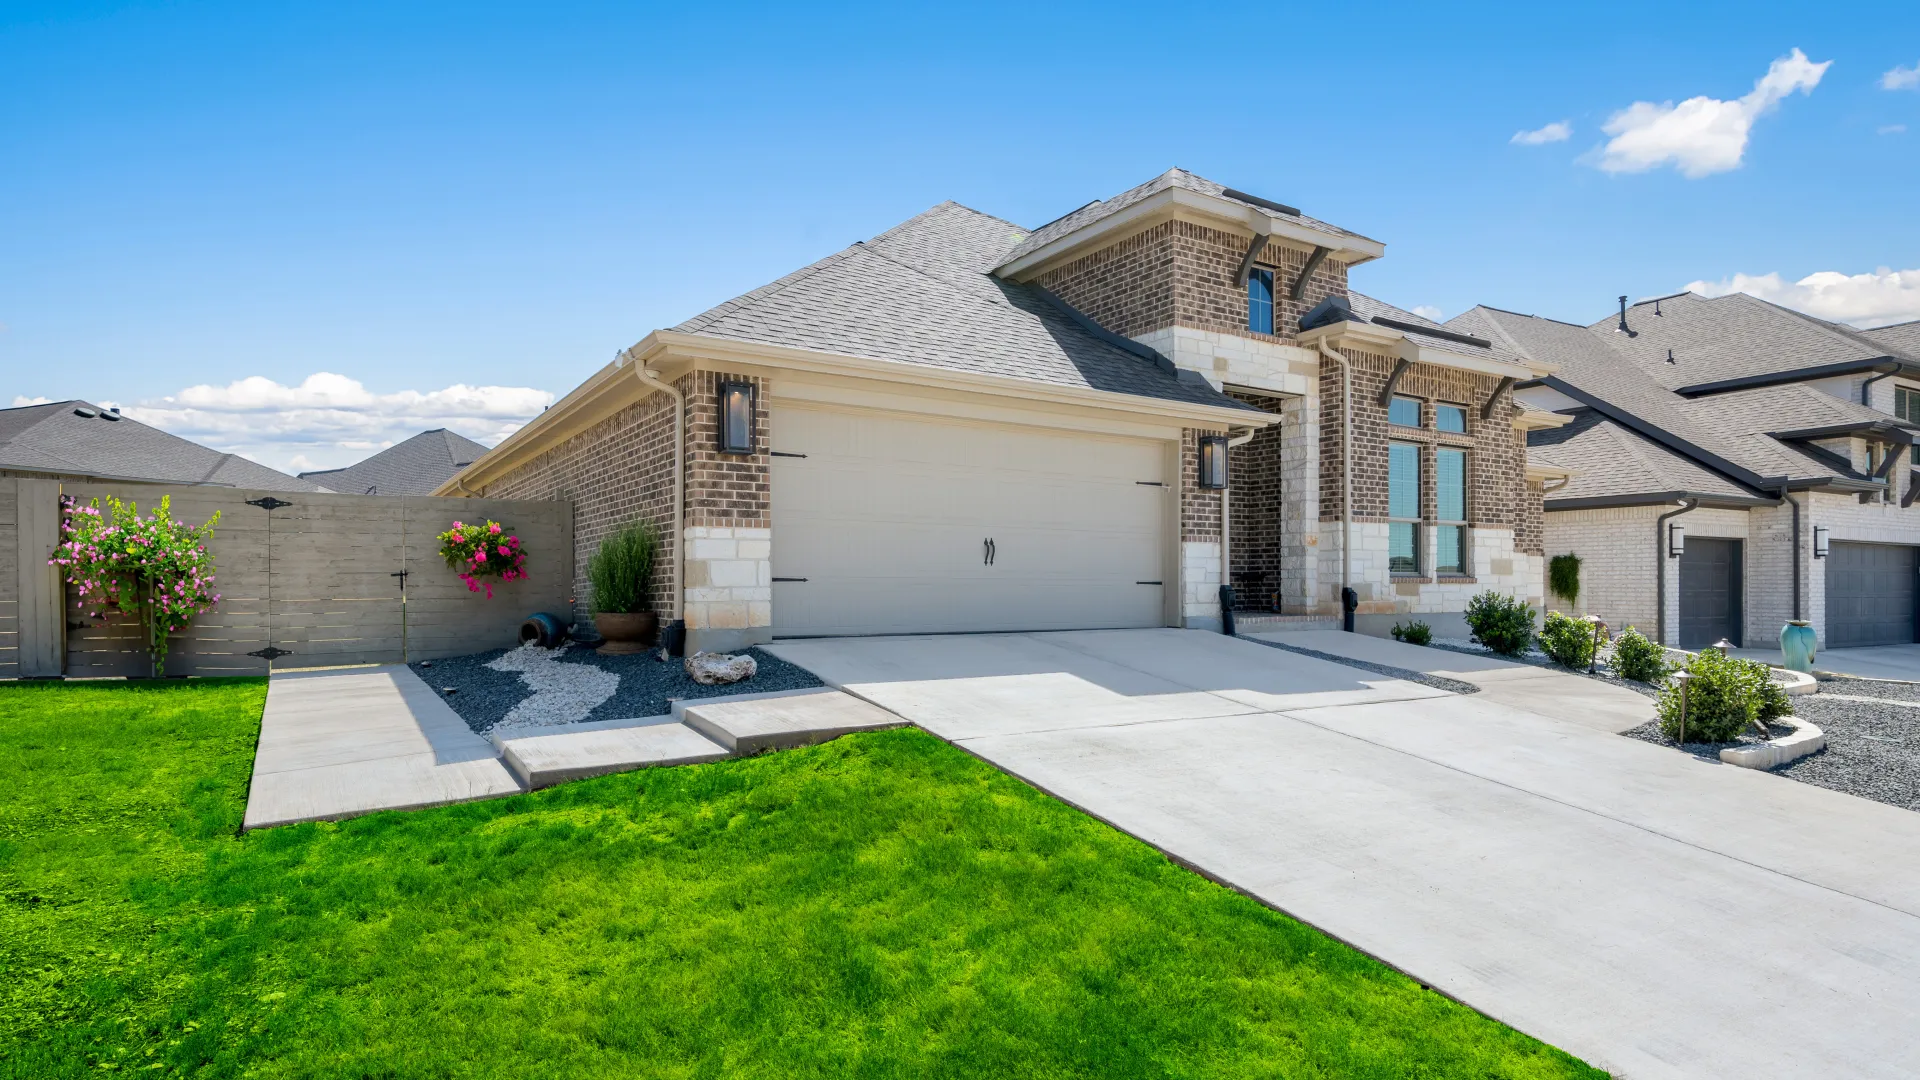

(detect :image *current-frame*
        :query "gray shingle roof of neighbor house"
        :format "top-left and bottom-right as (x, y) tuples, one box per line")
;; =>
(298, 428), (492, 496)
(1527, 410), (1766, 506)
(673, 201), (1259, 413)
(0, 400), (323, 491)
(998, 168), (1381, 267)
(1591, 290), (1920, 395)
(1864, 318), (1920, 358)
(1449, 306), (1901, 497)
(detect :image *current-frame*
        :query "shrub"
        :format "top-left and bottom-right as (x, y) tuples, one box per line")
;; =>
(1610, 626), (1671, 683)
(1656, 648), (1787, 742)
(1536, 611), (1598, 669)
(1463, 590), (1535, 656)
(1547, 553), (1581, 608)
(588, 519), (659, 614)
(1390, 620), (1432, 646)
(51, 495), (222, 677)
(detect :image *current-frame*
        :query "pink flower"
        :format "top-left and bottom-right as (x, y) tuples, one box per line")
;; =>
(489, 523), (501, 535)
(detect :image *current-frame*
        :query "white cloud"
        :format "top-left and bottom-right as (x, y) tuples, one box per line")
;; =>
(1412, 305), (1444, 321)
(1511, 121), (1572, 145)
(12, 395), (54, 407)
(1685, 267), (1920, 329)
(123, 372), (554, 473)
(1883, 61), (1920, 90)
(1881, 124), (1909, 135)
(1596, 48), (1830, 177)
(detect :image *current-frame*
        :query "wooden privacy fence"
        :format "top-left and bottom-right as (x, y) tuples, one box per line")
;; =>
(0, 477), (571, 678)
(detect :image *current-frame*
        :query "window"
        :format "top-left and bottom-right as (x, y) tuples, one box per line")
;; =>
(1436, 447), (1468, 574)
(1387, 396), (1421, 427)
(1897, 386), (1920, 424)
(1435, 403), (1467, 433)
(1247, 268), (1274, 335)
(1389, 442), (1420, 574)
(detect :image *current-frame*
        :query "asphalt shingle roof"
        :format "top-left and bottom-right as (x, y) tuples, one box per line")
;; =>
(1864, 319), (1920, 359)
(674, 201), (1255, 412)
(1591, 291), (1914, 391)
(0, 401), (320, 491)
(998, 168), (1379, 268)
(1346, 292), (1530, 367)
(298, 428), (491, 496)
(1527, 410), (1759, 503)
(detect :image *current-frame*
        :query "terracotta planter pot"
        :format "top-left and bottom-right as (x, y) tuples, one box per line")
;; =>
(594, 611), (659, 655)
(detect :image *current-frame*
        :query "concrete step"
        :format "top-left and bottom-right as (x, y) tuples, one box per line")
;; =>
(497, 722), (730, 789)
(680, 687), (906, 754)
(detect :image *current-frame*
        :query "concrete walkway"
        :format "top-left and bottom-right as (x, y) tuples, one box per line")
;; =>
(1250, 629), (1658, 733)
(1730, 642), (1920, 681)
(243, 666), (523, 830)
(766, 628), (1920, 1080)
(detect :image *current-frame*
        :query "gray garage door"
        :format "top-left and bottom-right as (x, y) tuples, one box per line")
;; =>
(1826, 542), (1918, 648)
(1678, 537), (1742, 648)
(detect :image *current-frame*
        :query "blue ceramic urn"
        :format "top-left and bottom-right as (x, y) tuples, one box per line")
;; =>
(1780, 620), (1817, 674)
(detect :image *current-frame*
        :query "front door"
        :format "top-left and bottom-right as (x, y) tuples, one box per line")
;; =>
(1678, 537), (1741, 648)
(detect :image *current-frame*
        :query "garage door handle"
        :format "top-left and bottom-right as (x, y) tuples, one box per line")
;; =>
(984, 537), (996, 566)
(772, 577), (807, 582)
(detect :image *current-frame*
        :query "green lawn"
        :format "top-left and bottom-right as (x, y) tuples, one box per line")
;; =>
(0, 679), (1604, 1079)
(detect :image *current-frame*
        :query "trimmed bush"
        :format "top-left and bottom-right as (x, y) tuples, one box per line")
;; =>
(587, 519), (659, 614)
(1610, 626), (1671, 683)
(1390, 620), (1432, 646)
(1537, 611), (1597, 669)
(1463, 590), (1535, 656)
(1656, 648), (1788, 742)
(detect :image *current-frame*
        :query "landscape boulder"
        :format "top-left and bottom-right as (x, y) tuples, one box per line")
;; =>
(686, 651), (756, 686)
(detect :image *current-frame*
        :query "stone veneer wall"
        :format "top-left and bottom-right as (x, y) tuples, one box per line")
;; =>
(680, 370), (773, 645)
(1181, 427), (1224, 628)
(1034, 220), (1348, 341)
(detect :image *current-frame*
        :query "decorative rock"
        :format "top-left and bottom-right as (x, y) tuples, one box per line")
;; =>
(686, 651), (756, 686)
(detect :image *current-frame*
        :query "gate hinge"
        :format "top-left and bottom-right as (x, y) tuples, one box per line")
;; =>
(245, 497), (293, 511)
(248, 646), (293, 661)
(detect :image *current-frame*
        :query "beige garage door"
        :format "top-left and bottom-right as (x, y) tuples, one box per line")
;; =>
(770, 404), (1169, 637)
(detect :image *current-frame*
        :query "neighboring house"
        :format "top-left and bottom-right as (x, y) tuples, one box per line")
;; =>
(299, 428), (490, 496)
(443, 169), (1550, 650)
(1448, 293), (1920, 649)
(0, 399), (320, 491)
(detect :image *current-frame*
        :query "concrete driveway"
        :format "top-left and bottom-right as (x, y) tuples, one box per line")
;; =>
(766, 628), (1920, 1080)
(1730, 642), (1920, 681)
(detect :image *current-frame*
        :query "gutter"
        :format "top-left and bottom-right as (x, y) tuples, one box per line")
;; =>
(1655, 498), (1699, 646)
(1673, 356), (1915, 398)
(617, 349), (686, 623)
(1861, 362), (1902, 407)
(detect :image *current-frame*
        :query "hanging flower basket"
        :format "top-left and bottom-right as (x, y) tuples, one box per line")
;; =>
(51, 494), (222, 677)
(437, 519), (527, 599)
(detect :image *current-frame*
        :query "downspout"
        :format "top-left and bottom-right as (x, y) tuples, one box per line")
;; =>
(1861, 363), (1899, 407)
(1219, 424), (1258, 634)
(1315, 340), (1354, 631)
(617, 349), (686, 624)
(1655, 497), (1698, 646)
(1782, 486), (1802, 621)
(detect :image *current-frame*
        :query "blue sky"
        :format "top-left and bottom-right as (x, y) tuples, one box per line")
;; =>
(4, 1), (1918, 470)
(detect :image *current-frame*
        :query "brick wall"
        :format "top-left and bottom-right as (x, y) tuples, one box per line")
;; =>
(1225, 391), (1285, 611)
(1316, 347), (1524, 538)
(1181, 427), (1222, 542)
(1034, 220), (1348, 341)
(684, 370), (770, 528)
(483, 386), (679, 625)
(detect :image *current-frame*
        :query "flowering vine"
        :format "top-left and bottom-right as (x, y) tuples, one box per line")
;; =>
(436, 519), (527, 599)
(51, 495), (222, 677)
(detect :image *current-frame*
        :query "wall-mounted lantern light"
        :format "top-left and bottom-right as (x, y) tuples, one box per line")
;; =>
(1813, 525), (1830, 559)
(1198, 435), (1228, 489)
(718, 380), (755, 454)
(1668, 523), (1685, 558)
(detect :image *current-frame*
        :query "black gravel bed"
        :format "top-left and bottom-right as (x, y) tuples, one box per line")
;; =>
(1620, 717), (1798, 762)
(1427, 641), (1664, 699)
(413, 645), (825, 736)
(1773, 688), (1920, 812)
(1247, 638), (1480, 695)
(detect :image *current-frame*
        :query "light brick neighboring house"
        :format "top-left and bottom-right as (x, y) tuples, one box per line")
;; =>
(441, 169), (1551, 649)
(1449, 294), (1920, 650)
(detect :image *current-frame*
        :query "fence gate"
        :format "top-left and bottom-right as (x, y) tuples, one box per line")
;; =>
(40, 483), (570, 678)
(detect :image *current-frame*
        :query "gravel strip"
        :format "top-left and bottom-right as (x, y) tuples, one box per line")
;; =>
(414, 643), (825, 736)
(1247, 637), (1480, 695)
(1427, 638), (1665, 699)
(1619, 718), (1795, 762)
(1772, 680), (1920, 812)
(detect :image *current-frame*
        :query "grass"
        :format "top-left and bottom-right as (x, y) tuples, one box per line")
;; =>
(0, 679), (1605, 1079)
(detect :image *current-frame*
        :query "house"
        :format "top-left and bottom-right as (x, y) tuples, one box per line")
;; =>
(441, 169), (1550, 651)
(1448, 293), (1920, 649)
(298, 428), (490, 496)
(0, 399), (320, 492)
